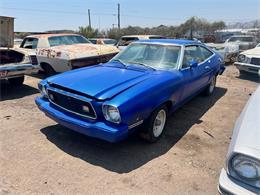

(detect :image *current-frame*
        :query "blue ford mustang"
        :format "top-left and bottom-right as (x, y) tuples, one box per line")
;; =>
(35, 39), (225, 143)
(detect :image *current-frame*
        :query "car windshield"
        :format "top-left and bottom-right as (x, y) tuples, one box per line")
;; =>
(104, 39), (117, 45)
(228, 36), (254, 42)
(48, 35), (91, 47)
(111, 43), (181, 70)
(118, 37), (139, 46)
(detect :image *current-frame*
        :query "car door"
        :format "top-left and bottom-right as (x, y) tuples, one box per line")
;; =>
(179, 45), (213, 100)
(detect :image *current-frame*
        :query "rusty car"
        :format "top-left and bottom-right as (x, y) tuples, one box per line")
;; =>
(18, 34), (119, 76)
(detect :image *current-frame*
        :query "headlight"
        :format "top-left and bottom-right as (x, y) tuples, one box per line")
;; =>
(102, 105), (121, 124)
(237, 54), (250, 63)
(38, 82), (48, 98)
(228, 154), (260, 188)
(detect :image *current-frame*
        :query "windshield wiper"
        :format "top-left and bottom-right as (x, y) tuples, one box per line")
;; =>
(128, 61), (156, 71)
(110, 59), (128, 67)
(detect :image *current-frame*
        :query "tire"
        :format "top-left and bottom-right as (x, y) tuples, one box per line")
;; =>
(140, 105), (168, 143)
(8, 76), (24, 86)
(41, 63), (56, 77)
(203, 75), (216, 96)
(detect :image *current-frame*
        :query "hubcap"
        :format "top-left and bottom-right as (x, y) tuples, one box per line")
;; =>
(209, 77), (216, 93)
(153, 110), (166, 137)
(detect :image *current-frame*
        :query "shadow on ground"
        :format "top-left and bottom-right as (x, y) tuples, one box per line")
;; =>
(40, 87), (227, 173)
(0, 81), (39, 101)
(237, 73), (260, 83)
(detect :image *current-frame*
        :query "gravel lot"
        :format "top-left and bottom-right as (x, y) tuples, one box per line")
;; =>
(0, 65), (259, 195)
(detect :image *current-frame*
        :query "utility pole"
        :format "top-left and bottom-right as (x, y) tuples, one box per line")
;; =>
(117, 3), (120, 30)
(88, 9), (91, 29)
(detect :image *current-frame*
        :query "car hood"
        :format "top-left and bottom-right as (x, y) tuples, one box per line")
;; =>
(228, 86), (260, 158)
(47, 63), (153, 100)
(241, 47), (260, 57)
(39, 44), (119, 60)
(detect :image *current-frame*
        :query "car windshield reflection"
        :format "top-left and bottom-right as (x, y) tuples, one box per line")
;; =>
(112, 43), (181, 70)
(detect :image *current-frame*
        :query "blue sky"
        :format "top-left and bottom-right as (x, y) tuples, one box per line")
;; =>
(0, 0), (259, 32)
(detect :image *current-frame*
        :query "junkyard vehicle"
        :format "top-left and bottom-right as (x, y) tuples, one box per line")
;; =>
(225, 35), (257, 51)
(206, 42), (239, 64)
(35, 39), (225, 143)
(89, 38), (117, 45)
(19, 34), (119, 76)
(0, 49), (38, 85)
(218, 86), (260, 195)
(116, 35), (166, 50)
(235, 44), (260, 75)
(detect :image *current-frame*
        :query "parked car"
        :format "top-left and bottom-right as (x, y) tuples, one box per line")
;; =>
(19, 34), (119, 76)
(218, 86), (260, 195)
(89, 38), (117, 45)
(235, 44), (260, 75)
(116, 35), (166, 50)
(225, 35), (257, 51)
(0, 49), (39, 85)
(206, 42), (239, 64)
(35, 39), (225, 143)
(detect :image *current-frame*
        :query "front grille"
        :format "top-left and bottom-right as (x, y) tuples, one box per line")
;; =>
(71, 52), (118, 69)
(250, 58), (260, 66)
(47, 89), (96, 119)
(30, 55), (38, 65)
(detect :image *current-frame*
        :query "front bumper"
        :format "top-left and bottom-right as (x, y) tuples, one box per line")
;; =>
(0, 64), (39, 79)
(218, 169), (259, 195)
(235, 62), (260, 75)
(35, 97), (129, 142)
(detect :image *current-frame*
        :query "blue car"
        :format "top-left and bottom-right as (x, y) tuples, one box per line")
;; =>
(35, 39), (225, 143)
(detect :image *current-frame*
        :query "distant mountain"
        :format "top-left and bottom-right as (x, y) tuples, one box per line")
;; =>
(227, 20), (260, 29)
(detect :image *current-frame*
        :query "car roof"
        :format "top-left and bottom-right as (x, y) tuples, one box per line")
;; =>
(25, 33), (81, 39)
(135, 39), (200, 45)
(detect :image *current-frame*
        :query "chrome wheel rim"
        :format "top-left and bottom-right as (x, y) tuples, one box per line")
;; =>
(153, 110), (166, 137)
(209, 77), (216, 93)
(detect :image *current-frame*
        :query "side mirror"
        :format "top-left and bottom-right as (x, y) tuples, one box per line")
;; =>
(189, 60), (198, 68)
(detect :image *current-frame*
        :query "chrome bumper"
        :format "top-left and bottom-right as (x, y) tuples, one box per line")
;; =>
(234, 62), (260, 75)
(0, 64), (39, 79)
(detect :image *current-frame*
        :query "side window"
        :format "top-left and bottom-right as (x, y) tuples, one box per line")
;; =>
(20, 38), (38, 49)
(199, 46), (214, 61)
(182, 45), (201, 68)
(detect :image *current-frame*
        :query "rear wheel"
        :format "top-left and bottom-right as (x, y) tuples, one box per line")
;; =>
(203, 76), (216, 96)
(8, 76), (24, 86)
(140, 105), (168, 143)
(41, 63), (56, 77)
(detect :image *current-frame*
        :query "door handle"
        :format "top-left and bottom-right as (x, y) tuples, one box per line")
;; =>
(205, 66), (211, 70)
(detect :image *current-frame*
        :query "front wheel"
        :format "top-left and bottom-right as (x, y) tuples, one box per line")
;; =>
(203, 76), (216, 96)
(140, 105), (168, 143)
(42, 63), (56, 77)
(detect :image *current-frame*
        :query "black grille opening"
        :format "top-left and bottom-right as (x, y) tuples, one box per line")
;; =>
(30, 55), (38, 65)
(47, 89), (96, 119)
(250, 58), (260, 66)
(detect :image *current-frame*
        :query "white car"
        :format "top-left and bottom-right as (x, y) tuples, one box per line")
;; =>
(218, 86), (260, 195)
(116, 35), (166, 50)
(19, 34), (119, 76)
(235, 44), (260, 76)
(206, 42), (239, 64)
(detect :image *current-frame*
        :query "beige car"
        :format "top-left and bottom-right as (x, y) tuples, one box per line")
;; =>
(235, 44), (260, 75)
(20, 34), (119, 76)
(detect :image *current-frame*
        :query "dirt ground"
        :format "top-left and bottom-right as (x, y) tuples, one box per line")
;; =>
(0, 65), (259, 195)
